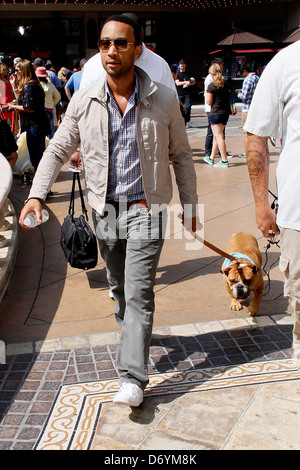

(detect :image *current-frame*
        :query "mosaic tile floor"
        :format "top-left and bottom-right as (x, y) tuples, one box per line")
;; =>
(35, 358), (300, 450)
(0, 315), (298, 450)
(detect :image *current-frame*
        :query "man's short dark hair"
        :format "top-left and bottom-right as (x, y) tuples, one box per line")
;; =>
(103, 14), (142, 46)
(121, 13), (143, 30)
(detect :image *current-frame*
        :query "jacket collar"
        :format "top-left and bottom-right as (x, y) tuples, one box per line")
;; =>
(87, 65), (158, 105)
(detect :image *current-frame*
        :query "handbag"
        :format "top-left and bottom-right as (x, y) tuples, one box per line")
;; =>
(0, 111), (18, 158)
(60, 172), (98, 270)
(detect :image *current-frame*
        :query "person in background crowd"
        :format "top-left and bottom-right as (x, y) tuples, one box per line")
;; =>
(33, 58), (61, 88)
(45, 60), (61, 88)
(203, 63), (231, 167)
(204, 57), (224, 158)
(35, 66), (61, 138)
(235, 63), (259, 157)
(0, 57), (18, 167)
(33, 57), (44, 69)
(6, 60), (50, 174)
(57, 69), (73, 123)
(57, 67), (66, 82)
(0, 59), (15, 131)
(65, 58), (87, 100)
(72, 58), (81, 72)
(13, 57), (22, 67)
(175, 59), (195, 127)
(170, 64), (186, 115)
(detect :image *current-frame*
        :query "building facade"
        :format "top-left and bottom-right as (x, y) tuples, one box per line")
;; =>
(0, 0), (299, 84)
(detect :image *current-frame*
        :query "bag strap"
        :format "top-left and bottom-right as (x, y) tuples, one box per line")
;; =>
(68, 173), (76, 216)
(68, 172), (89, 220)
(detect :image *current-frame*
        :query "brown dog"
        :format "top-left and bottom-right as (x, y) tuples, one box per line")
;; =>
(221, 232), (264, 316)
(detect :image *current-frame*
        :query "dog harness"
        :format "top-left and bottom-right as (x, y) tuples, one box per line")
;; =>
(223, 252), (255, 269)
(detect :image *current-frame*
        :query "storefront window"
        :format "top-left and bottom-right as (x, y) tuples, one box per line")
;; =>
(60, 19), (81, 37)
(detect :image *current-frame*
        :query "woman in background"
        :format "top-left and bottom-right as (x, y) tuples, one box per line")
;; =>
(7, 59), (50, 173)
(204, 63), (231, 168)
(0, 60), (16, 131)
(0, 61), (18, 167)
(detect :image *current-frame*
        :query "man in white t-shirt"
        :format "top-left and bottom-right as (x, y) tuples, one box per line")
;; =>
(244, 40), (300, 368)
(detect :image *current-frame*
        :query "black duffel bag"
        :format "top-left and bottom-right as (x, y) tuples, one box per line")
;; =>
(60, 172), (98, 270)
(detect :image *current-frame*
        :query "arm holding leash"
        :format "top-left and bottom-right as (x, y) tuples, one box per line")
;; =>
(245, 133), (280, 239)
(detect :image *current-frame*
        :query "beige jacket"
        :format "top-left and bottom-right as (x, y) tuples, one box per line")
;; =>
(29, 67), (198, 215)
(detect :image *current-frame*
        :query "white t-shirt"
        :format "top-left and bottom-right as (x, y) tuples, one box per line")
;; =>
(80, 43), (176, 92)
(244, 40), (300, 231)
(204, 73), (213, 113)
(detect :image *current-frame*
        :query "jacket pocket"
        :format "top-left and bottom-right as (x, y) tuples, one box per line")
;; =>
(140, 118), (157, 160)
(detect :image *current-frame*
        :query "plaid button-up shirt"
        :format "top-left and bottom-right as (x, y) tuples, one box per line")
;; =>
(106, 79), (145, 203)
(237, 72), (259, 112)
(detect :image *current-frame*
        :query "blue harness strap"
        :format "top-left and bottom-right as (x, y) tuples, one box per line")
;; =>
(223, 252), (255, 269)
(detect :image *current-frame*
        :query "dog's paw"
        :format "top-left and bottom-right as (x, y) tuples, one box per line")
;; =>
(247, 306), (257, 317)
(230, 300), (243, 311)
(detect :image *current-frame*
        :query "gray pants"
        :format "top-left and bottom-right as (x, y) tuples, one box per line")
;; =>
(93, 204), (165, 389)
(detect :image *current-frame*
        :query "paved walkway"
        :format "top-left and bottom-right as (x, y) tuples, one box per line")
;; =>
(0, 115), (300, 451)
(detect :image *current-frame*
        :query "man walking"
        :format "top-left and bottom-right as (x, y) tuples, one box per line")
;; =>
(244, 41), (300, 369)
(19, 14), (198, 406)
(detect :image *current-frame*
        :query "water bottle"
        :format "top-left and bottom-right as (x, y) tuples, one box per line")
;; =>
(24, 209), (49, 228)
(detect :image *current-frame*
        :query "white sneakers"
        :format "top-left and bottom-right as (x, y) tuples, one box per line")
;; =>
(113, 382), (144, 407)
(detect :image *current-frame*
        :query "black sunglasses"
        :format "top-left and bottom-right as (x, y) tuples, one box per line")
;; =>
(99, 38), (135, 52)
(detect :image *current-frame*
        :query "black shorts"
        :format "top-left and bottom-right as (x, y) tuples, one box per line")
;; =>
(209, 113), (229, 125)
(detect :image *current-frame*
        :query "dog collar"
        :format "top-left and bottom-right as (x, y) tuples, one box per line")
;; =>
(223, 252), (255, 269)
